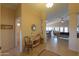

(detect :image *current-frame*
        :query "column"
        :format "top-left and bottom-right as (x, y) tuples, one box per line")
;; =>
(69, 4), (79, 52)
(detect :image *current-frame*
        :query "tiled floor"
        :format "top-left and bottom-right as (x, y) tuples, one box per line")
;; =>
(46, 36), (79, 56)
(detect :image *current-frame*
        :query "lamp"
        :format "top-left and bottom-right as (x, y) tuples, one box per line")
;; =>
(17, 23), (20, 27)
(61, 20), (64, 23)
(46, 3), (54, 8)
(60, 17), (64, 23)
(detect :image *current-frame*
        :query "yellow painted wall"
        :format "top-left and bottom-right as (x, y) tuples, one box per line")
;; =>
(0, 4), (46, 51)
(1, 5), (16, 51)
(16, 4), (21, 18)
(0, 4), (1, 51)
(68, 4), (79, 14)
(21, 4), (46, 49)
(21, 4), (41, 36)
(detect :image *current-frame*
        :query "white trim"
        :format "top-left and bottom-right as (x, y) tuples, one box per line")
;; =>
(20, 31), (22, 52)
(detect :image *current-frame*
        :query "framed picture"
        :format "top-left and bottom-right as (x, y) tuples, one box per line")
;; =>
(1, 24), (13, 29)
(31, 24), (36, 31)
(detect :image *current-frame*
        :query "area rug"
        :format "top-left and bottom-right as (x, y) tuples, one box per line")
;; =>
(38, 49), (60, 56)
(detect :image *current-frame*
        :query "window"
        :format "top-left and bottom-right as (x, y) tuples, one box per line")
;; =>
(55, 27), (57, 31)
(64, 27), (68, 32)
(54, 27), (59, 31)
(52, 27), (54, 30)
(46, 27), (52, 31)
(57, 27), (59, 31)
(60, 27), (64, 32)
(77, 27), (79, 33)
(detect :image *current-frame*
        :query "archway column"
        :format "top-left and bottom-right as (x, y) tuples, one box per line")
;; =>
(68, 4), (79, 52)
(69, 13), (77, 51)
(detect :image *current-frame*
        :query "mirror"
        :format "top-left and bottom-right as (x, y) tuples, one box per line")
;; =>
(31, 24), (36, 31)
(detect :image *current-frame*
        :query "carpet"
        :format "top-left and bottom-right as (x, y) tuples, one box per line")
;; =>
(38, 49), (60, 56)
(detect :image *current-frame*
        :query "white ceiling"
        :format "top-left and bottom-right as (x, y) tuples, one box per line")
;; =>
(1, 3), (69, 25)
(46, 3), (68, 26)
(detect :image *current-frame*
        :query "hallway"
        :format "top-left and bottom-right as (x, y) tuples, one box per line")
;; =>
(0, 3), (79, 56)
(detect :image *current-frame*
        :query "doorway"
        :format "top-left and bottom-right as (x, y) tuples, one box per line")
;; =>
(15, 17), (22, 52)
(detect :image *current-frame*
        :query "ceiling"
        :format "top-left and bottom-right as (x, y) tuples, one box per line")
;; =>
(1, 3), (69, 25)
(1, 3), (47, 12)
(46, 3), (69, 26)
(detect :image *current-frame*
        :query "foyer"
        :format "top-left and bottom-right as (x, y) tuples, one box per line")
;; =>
(0, 3), (79, 56)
